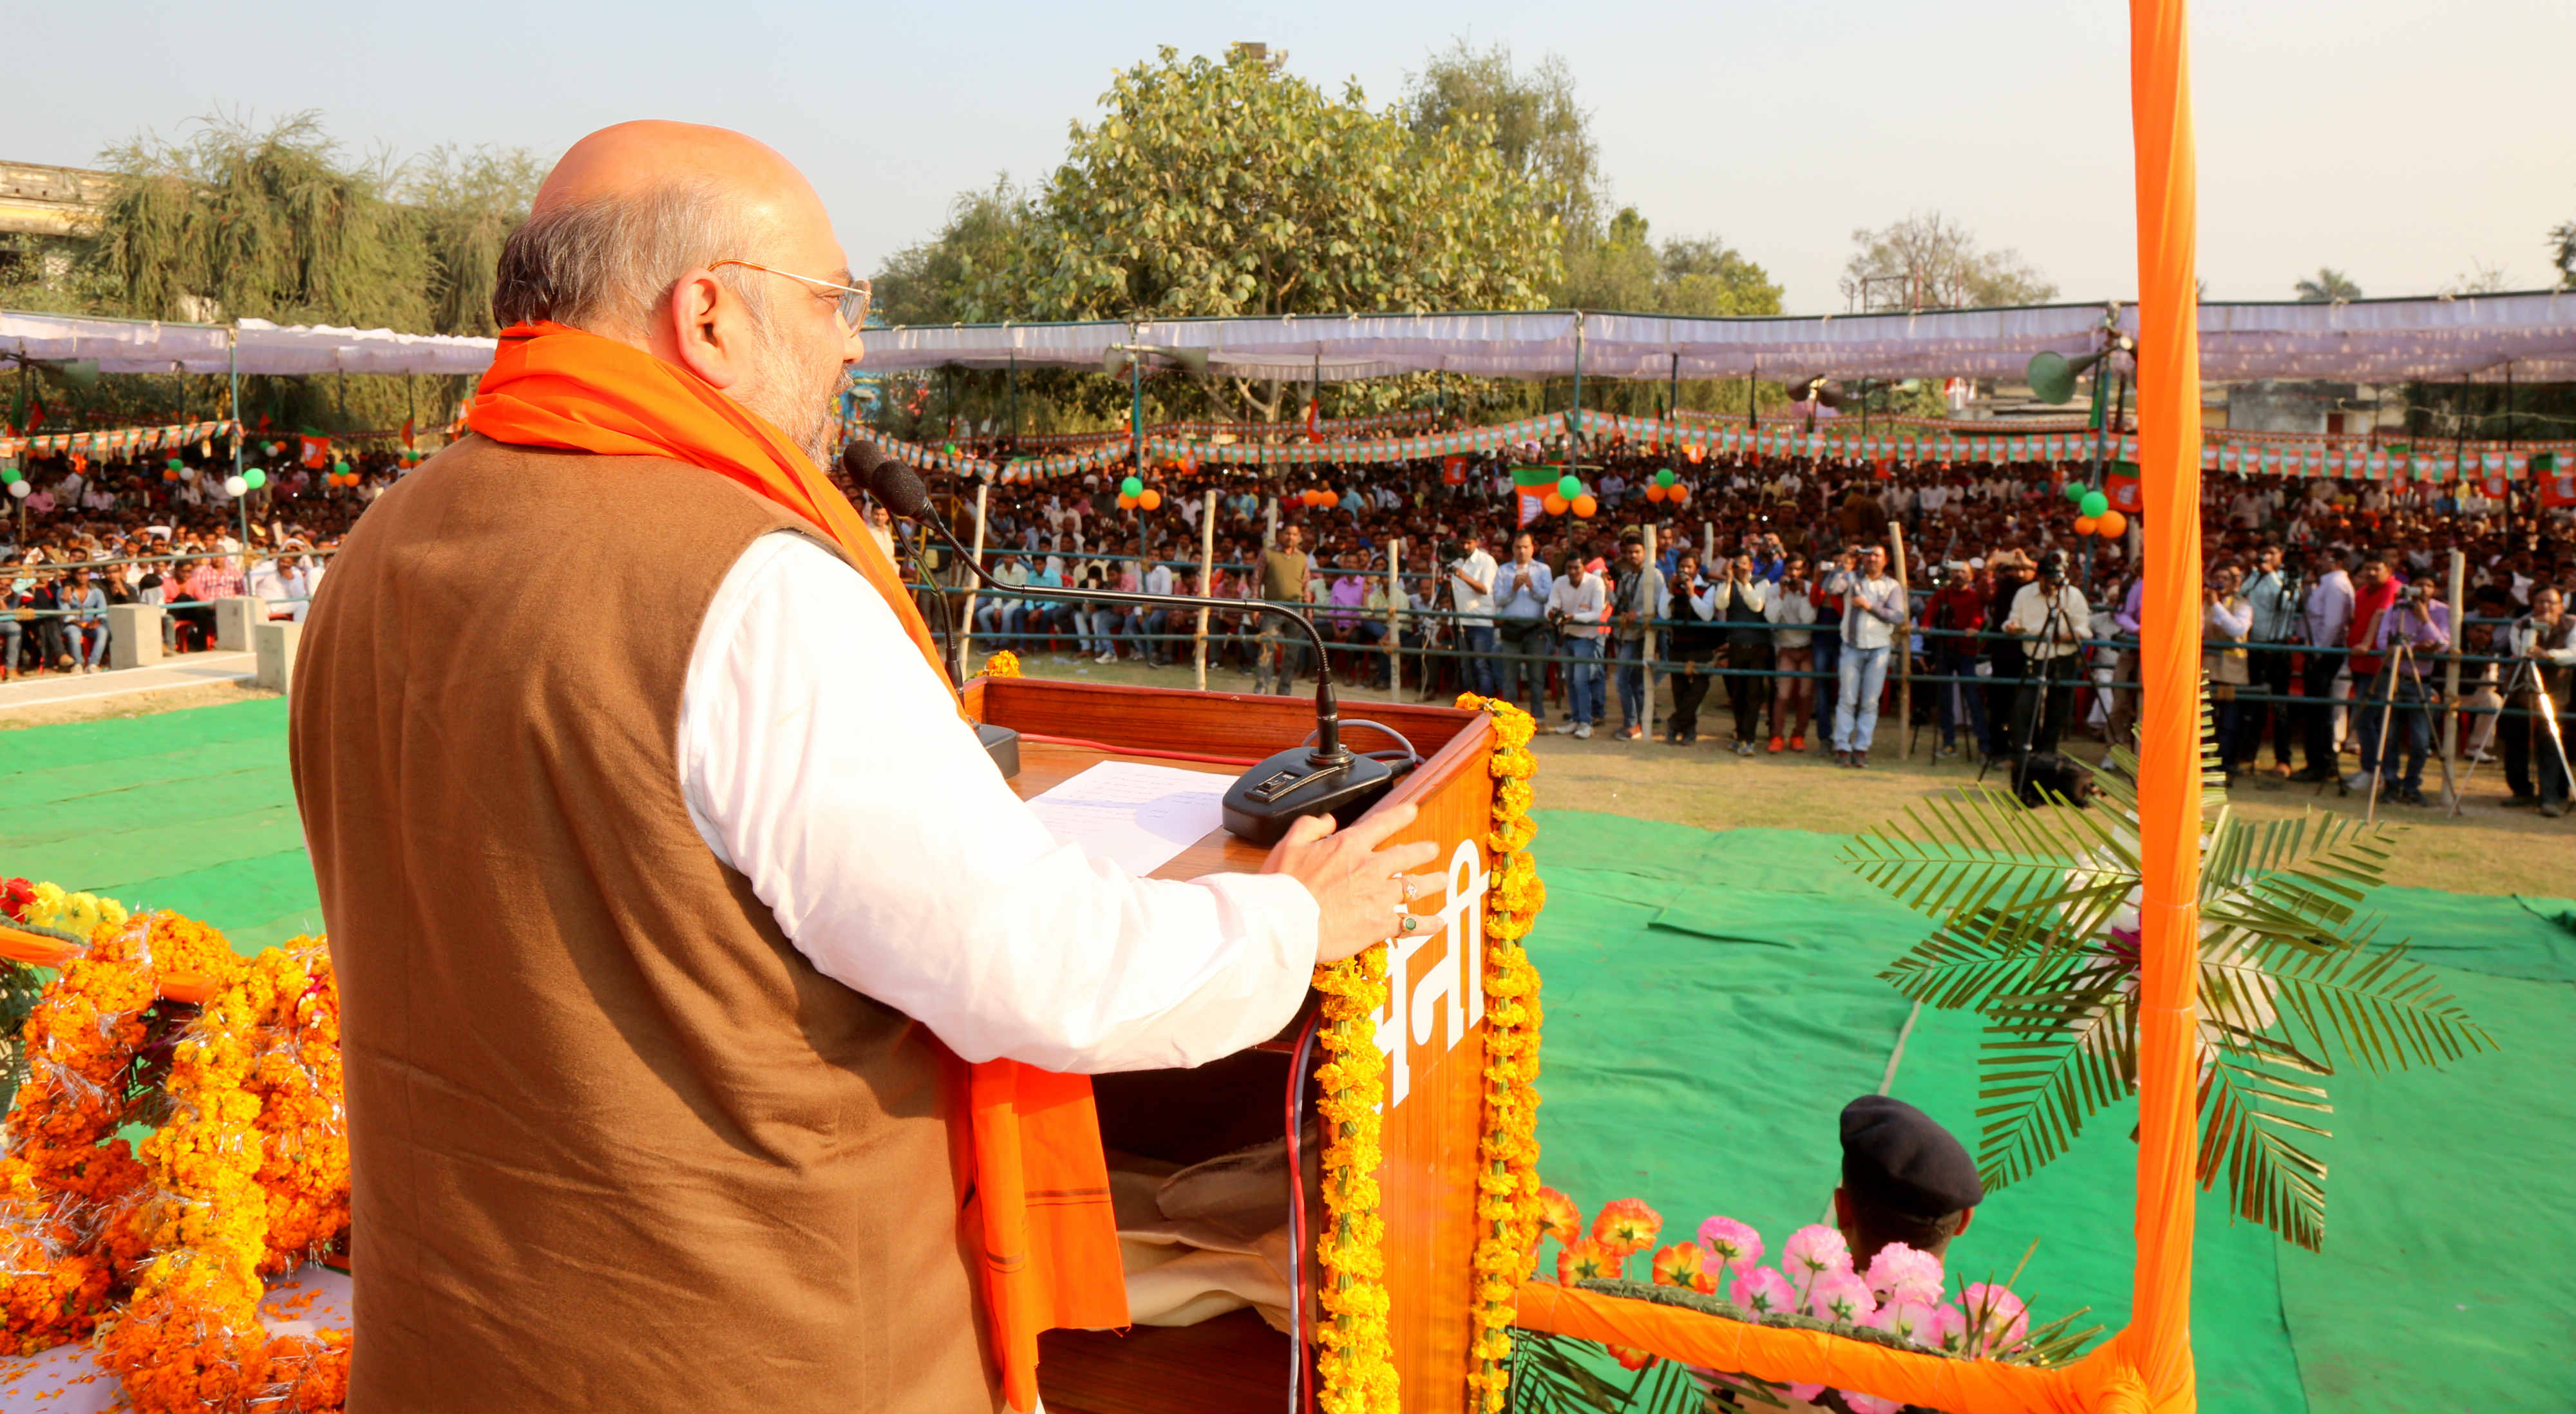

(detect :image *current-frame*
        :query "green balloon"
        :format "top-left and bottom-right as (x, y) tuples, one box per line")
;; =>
(1655, 468), (1676, 487)
(2079, 490), (2110, 518)
(2062, 481), (2087, 504)
(1121, 475), (1144, 498)
(166, 457), (184, 471)
(0, 467), (19, 485)
(334, 460), (350, 475)
(243, 467), (269, 491)
(1557, 474), (1582, 500)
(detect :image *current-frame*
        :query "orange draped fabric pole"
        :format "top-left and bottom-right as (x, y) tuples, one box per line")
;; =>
(2121, 0), (2203, 1410)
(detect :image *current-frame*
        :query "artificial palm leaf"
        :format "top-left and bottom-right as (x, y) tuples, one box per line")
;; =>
(1846, 680), (2497, 1250)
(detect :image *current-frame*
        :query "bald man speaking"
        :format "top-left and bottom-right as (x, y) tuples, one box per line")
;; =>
(289, 122), (1434, 1413)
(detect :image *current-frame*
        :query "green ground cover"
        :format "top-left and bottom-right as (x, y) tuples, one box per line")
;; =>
(2, 703), (2562, 1410)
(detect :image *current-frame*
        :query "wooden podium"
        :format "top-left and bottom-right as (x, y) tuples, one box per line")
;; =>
(964, 675), (1503, 1414)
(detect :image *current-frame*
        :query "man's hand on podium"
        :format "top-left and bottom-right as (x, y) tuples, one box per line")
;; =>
(1264, 803), (1445, 964)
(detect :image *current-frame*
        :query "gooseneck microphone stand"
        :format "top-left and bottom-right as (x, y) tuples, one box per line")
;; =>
(846, 444), (1413, 844)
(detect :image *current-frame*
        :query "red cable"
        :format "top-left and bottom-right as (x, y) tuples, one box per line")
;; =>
(1016, 731), (1262, 768)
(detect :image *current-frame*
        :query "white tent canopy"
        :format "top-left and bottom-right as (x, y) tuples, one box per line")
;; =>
(12, 290), (2575, 384)
(0, 310), (498, 375)
(857, 292), (2576, 384)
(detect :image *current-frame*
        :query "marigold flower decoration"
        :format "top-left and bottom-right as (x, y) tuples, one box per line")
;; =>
(1453, 693), (1549, 1413)
(1310, 941), (1396, 1414)
(99, 938), (350, 1414)
(979, 649), (1023, 679)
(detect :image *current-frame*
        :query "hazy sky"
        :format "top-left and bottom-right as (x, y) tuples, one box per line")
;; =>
(15, 1), (2571, 314)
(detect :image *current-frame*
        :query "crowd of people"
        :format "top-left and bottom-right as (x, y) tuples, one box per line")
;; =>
(909, 442), (2575, 814)
(2, 448), (385, 678)
(6, 433), (2570, 816)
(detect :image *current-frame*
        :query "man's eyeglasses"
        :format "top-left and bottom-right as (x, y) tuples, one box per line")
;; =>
(709, 260), (871, 332)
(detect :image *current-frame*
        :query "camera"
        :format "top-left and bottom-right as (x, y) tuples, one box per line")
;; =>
(2038, 550), (2070, 583)
(1437, 540), (1464, 562)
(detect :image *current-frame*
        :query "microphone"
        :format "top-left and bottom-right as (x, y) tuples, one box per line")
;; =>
(842, 442), (1408, 844)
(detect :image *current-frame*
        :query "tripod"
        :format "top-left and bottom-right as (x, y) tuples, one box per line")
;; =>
(2450, 651), (2575, 816)
(2358, 633), (2459, 822)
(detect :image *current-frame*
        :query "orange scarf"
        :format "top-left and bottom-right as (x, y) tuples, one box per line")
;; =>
(471, 322), (1126, 1411)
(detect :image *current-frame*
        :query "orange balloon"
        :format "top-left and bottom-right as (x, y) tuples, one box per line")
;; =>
(1572, 493), (1599, 519)
(1301, 489), (1321, 507)
(1138, 489), (1162, 511)
(2074, 515), (2099, 536)
(2096, 509), (2128, 538)
(1542, 492), (1571, 516)
(1668, 482), (1690, 502)
(1644, 484), (1667, 502)
(1318, 489), (1339, 509)
(1119, 494), (1139, 509)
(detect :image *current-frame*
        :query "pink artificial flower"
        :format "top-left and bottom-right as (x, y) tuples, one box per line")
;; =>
(1962, 1282), (2032, 1356)
(1786, 1384), (1826, 1405)
(1808, 1269), (1877, 1325)
(1696, 1216), (1764, 1276)
(1929, 1302), (1971, 1354)
(1865, 1241), (1947, 1307)
(1871, 1297), (1938, 1348)
(1780, 1223), (1852, 1301)
(1841, 1391), (1903, 1414)
(1728, 1265), (1799, 1317)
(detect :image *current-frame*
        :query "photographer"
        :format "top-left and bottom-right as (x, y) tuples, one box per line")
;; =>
(2295, 549), (2356, 782)
(2001, 549), (2090, 760)
(1611, 533), (1667, 741)
(1493, 531), (1555, 721)
(2243, 545), (2302, 777)
(2354, 571), (2450, 806)
(1547, 547), (1608, 737)
(1662, 551), (1721, 745)
(2202, 563), (2255, 782)
(1764, 556), (1820, 753)
(2505, 586), (2575, 817)
(1716, 554), (1774, 755)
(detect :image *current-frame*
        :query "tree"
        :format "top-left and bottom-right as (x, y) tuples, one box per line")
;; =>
(2292, 267), (2363, 303)
(980, 46), (1563, 420)
(1398, 38), (1604, 241)
(1557, 207), (1781, 316)
(872, 178), (1034, 329)
(1840, 212), (2057, 312)
(2548, 217), (2575, 289)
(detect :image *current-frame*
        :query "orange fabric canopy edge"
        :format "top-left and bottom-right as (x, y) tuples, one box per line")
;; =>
(1510, 3), (2204, 1410)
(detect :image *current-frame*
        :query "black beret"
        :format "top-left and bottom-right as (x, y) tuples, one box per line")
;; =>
(1841, 1095), (1984, 1218)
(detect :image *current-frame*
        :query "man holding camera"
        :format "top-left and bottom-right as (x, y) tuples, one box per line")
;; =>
(2001, 549), (2090, 760)
(2353, 567), (2451, 806)
(2505, 586), (2575, 816)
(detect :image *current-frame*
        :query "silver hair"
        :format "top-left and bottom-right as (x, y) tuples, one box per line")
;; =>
(491, 180), (771, 334)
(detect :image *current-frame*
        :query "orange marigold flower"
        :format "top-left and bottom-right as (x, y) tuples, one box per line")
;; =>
(1592, 1197), (1663, 1257)
(1607, 1343), (1657, 1372)
(1649, 1241), (1717, 1294)
(1535, 1187), (1581, 1249)
(1557, 1237), (1622, 1284)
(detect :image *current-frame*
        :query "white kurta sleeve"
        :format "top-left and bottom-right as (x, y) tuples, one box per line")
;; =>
(677, 532), (1321, 1074)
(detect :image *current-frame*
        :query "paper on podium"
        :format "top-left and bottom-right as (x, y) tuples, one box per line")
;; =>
(1024, 760), (1235, 877)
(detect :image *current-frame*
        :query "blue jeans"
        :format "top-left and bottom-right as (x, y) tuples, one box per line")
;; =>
(1562, 637), (1604, 724)
(2364, 674), (2431, 791)
(1079, 607), (1118, 655)
(70, 623), (108, 666)
(1616, 637), (1651, 730)
(1935, 649), (1989, 753)
(1834, 645), (1891, 753)
(1462, 625), (1499, 697)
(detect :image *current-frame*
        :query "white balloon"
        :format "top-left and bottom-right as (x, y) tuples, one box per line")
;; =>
(180, 466), (199, 481)
(6, 480), (27, 499)
(223, 475), (249, 497)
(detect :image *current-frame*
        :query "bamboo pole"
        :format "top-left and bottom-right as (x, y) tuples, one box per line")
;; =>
(1193, 488), (1217, 691)
(959, 482), (989, 680)
(2440, 548), (2465, 802)
(1890, 523), (1913, 759)
(1385, 537), (1403, 699)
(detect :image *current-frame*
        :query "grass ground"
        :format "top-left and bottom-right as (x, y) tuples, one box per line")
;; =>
(1007, 647), (2576, 898)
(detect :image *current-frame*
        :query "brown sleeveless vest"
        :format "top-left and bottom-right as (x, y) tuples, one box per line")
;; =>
(290, 436), (996, 1413)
